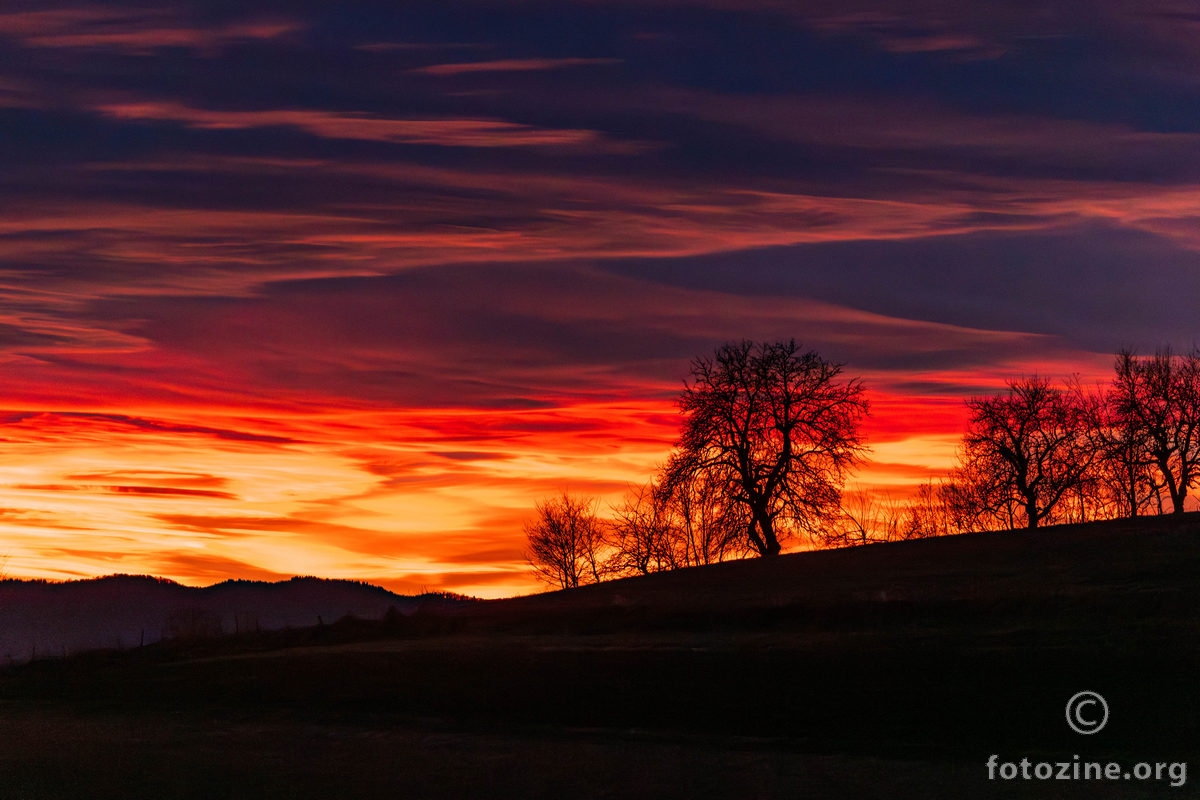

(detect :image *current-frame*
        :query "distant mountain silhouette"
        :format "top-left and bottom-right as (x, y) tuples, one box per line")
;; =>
(0, 575), (450, 663)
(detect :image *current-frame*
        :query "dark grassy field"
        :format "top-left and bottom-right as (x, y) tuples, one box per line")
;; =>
(4, 514), (1200, 798)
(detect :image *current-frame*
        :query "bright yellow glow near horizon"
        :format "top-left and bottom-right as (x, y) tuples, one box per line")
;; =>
(0, 359), (1116, 600)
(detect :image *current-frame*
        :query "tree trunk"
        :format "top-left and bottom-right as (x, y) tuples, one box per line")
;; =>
(1174, 464), (1190, 513)
(745, 520), (768, 556)
(1168, 482), (1186, 514)
(1159, 457), (1186, 514)
(758, 513), (782, 556)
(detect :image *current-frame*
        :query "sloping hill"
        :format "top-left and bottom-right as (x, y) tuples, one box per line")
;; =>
(462, 511), (1200, 635)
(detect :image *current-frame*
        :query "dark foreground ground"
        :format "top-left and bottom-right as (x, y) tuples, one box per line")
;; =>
(4, 514), (1200, 798)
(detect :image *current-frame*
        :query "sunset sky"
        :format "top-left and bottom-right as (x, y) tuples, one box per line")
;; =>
(2, 1), (1200, 597)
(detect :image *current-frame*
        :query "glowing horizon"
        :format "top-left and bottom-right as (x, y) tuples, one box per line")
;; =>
(0, 354), (1114, 599)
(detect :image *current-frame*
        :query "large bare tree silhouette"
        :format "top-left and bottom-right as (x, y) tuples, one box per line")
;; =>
(662, 340), (868, 556)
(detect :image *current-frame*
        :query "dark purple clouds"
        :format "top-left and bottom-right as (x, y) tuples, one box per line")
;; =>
(0, 0), (1192, 396)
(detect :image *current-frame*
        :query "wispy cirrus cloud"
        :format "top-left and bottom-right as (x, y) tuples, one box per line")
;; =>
(145, 551), (293, 584)
(0, 8), (300, 53)
(94, 101), (616, 149)
(17, 483), (237, 500)
(809, 11), (1007, 59)
(409, 57), (622, 75)
(610, 86), (1200, 184)
(65, 469), (231, 490)
(53, 413), (299, 444)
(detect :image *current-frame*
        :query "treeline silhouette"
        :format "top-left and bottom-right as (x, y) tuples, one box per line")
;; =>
(526, 342), (1200, 589)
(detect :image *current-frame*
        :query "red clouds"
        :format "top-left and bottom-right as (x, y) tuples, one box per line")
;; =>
(0, 153), (1179, 598)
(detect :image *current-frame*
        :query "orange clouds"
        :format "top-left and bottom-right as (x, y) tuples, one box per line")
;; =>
(0, 401), (678, 597)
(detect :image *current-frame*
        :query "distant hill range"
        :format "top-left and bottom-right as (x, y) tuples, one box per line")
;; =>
(0, 575), (465, 663)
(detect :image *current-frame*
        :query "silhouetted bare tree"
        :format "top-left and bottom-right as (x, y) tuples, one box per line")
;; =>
(607, 482), (678, 576)
(662, 340), (869, 556)
(607, 473), (750, 576)
(819, 486), (903, 546)
(1108, 348), (1200, 514)
(955, 376), (1096, 530)
(662, 468), (751, 565)
(944, 455), (1019, 531)
(524, 492), (608, 589)
(1090, 372), (1163, 518)
(1050, 383), (1109, 525)
(900, 479), (959, 539)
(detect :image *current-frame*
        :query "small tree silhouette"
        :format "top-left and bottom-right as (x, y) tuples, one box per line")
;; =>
(900, 480), (959, 539)
(661, 468), (750, 565)
(1108, 348), (1200, 515)
(955, 376), (1096, 530)
(607, 482), (678, 576)
(524, 492), (607, 589)
(819, 486), (904, 546)
(606, 474), (749, 576)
